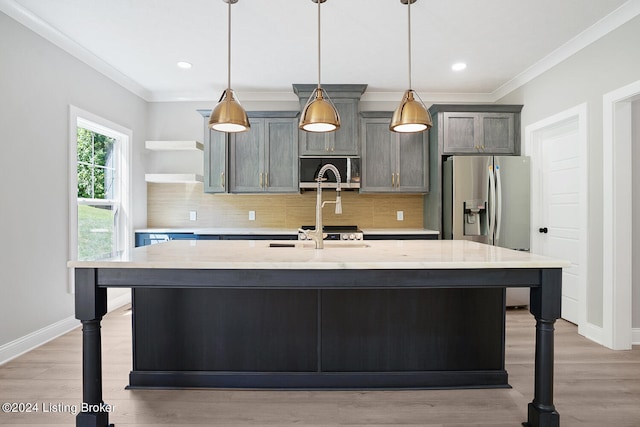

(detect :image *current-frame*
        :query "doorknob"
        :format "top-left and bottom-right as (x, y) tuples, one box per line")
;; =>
(539, 227), (548, 234)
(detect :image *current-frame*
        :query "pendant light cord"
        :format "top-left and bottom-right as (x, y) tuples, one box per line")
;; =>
(407, 0), (412, 90)
(317, 0), (322, 89)
(227, 0), (231, 91)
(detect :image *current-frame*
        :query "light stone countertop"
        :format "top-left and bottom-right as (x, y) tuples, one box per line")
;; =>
(134, 227), (439, 235)
(68, 239), (568, 270)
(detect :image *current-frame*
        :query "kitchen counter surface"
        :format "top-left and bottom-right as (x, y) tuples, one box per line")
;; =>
(69, 239), (566, 270)
(72, 239), (565, 427)
(135, 227), (439, 235)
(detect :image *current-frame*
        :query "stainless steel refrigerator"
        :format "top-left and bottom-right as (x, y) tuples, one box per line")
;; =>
(442, 156), (531, 306)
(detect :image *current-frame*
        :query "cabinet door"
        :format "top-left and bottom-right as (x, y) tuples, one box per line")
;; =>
(331, 98), (359, 155)
(360, 119), (395, 192)
(298, 126), (330, 155)
(265, 119), (298, 193)
(480, 113), (515, 153)
(396, 131), (428, 193)
(229, 119), (264, 193)
(204, 130), (228, 193)
(298, 98), (359, 156)
(442, 112), (478, 154)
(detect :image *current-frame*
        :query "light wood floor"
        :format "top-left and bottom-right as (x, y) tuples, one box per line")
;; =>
(1, 305), (639, 427)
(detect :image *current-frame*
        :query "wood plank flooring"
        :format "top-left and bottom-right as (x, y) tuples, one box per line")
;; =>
(1, 304), (639, 426)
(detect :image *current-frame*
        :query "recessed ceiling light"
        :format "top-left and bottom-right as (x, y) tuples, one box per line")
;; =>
(452, 62), (467, 72)
(176, 61), (192, 70)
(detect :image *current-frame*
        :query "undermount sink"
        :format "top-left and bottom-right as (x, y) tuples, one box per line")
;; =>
(268, 242), (370, 249)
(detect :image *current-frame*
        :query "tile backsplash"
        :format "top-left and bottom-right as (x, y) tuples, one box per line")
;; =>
(147, 183), (424, 229)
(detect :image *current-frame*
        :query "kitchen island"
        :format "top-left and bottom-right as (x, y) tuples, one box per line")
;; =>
(69, 239), (568, 427)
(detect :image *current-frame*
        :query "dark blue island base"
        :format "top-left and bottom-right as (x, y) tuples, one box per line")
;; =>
(129, 287), (507, 389)
(74, 267), (562, 427)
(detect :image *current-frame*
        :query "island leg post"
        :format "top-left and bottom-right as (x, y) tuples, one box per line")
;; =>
(524, 268), (562, 427)
(74, 268), (111, 427)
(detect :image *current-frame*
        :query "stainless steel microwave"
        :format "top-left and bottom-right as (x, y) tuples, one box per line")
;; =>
(299, 156), (360, 189)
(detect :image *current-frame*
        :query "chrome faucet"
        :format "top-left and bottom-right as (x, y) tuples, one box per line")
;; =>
(298, 164), (342, 249)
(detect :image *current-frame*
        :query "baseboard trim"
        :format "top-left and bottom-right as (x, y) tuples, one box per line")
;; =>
(632, 328), (640, 346)
(0, 292), (131, 366)
(580, 321), (605, 347)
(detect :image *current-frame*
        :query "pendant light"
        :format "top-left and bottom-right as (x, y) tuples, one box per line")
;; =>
(209, 0), (250, 133)
(390, 0), (432, 133)
(299, 0), (340, 133)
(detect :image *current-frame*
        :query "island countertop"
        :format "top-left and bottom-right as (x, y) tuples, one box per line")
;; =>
(68, 239), (568, 270)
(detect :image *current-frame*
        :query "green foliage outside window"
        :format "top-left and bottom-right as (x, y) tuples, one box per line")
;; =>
(76, 127), (118, 260)
(77, 127), (116, 199)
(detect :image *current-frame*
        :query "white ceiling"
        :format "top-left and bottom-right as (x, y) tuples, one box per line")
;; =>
(2, 0), (638, 102)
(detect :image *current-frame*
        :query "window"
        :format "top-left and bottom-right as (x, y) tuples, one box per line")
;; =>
(69, 106), (131, 289)
(76, 127), (118, 259)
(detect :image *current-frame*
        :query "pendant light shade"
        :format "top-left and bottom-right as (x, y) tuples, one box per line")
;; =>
(209, 0), (249, 133)
(299, 0), (340, 133)
(390, 0), (432, 133)
(300, 88), (340, 132)
(209, 89), (250, 132)
(390, 89), (432, 133)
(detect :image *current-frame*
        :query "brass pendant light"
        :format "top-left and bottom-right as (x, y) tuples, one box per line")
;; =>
(390, 0), (432, 133)
(209, 0), (250, 133)
(299, 0), (341, 133)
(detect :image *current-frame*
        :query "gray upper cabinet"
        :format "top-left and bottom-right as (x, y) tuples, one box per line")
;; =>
(205, 130), (228, 193)
(229, 113), (299, 194)
(432, 105), (522, 155)
(199, 110), (228, 194)
(442, 112), (516, 154)
(360, 113), (428, 193)
(293, 84), (367, 156)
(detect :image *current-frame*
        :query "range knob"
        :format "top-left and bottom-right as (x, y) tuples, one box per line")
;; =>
(349, 234), (356, 240)
(299, 234), (307, 240)
(355, 234), (362, 240)
(342, 234), (348, 240)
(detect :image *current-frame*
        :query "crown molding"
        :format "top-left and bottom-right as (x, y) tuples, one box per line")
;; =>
(3, 0), (639, 104)
(492, 0), (640, 101)
(0, 0), (151, 101)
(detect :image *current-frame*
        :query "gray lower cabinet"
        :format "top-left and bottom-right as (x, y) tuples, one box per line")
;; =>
(360, 113), (428, 193)
(229, 114), (299, 193)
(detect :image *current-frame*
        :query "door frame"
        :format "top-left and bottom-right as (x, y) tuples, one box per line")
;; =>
(603, 80), (640, 350)
(525, 103), (588, 337)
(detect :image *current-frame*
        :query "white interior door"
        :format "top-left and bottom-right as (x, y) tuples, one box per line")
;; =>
(528, 105), (588, 328)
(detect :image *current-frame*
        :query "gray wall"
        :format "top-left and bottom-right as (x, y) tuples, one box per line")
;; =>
(499, 15), (640, 328)
(0, 11), (147, 349)
(633, 100), (640, 330)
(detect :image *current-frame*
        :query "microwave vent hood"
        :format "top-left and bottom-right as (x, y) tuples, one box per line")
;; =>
(299, 156), (360, 189)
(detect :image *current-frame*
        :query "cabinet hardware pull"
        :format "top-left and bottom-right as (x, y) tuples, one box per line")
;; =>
(392, 173), (395, 186)
(266, 172), (269, 187)
(221, 172), (225, 188)
(260, 173), (263, 187)
(396, 173), (400, 188)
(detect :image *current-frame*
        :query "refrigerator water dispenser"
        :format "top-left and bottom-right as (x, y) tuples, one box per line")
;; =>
(463, 200), (486, 236)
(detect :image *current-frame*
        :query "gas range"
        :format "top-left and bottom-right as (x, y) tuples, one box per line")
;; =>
(298, 225), (364, 241)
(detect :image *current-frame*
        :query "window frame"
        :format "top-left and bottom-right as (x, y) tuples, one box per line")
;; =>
(68, 105), (132, 292)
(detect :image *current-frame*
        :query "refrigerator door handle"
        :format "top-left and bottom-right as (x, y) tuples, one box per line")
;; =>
(488, 165), (496, 244)
(495, 165), (502, 242)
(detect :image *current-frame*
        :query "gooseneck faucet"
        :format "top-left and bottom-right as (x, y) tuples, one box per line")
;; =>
(299, 164), (342, 249)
